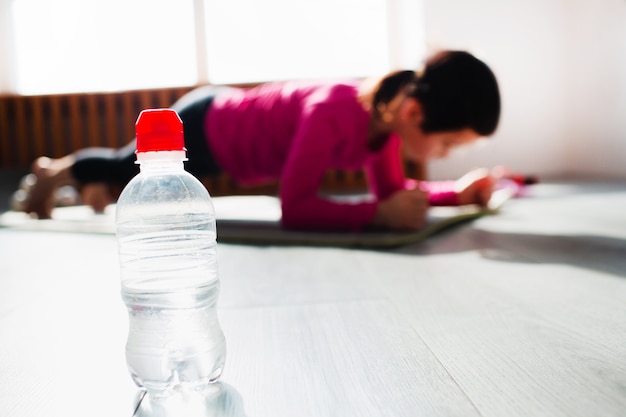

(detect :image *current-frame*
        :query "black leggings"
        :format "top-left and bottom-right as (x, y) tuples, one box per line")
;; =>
(71, 85), (226, 186)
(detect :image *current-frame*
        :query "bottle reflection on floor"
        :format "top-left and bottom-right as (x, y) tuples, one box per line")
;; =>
(132, 382), (247, 417)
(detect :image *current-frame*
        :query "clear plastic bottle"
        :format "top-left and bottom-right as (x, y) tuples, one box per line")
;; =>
(116, 108), (226, 396)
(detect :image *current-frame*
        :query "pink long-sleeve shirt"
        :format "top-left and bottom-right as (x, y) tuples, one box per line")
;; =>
(205, 80), (456, 230)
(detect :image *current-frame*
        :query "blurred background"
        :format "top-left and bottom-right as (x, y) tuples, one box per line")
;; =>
(1, 0), (625, 180)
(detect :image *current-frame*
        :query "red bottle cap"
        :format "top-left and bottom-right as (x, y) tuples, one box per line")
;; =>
(135, 108), (186, 153)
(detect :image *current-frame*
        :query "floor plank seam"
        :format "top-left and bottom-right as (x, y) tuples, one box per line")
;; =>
(217, 296), (389, 311)
(384, 297), (487, 417)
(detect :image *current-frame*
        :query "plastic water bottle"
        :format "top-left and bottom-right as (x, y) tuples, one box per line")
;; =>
(115, 108), (226, 396)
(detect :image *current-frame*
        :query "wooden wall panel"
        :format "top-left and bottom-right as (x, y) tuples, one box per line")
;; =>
(0, 86), (197, 168)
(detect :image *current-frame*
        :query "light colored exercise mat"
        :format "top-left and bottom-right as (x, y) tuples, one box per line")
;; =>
(0, 188), (514, 248)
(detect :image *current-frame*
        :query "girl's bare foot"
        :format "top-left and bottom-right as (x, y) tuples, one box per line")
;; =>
(20, 156), (76, 219)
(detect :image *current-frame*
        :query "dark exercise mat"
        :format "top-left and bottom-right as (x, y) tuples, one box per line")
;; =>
(0, 188), (514, 248)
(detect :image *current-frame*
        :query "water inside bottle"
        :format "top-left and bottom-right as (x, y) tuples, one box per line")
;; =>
(122, 281), (226, 393)
(118, 224), (225, 394)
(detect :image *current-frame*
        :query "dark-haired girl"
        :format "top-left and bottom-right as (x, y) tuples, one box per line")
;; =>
(21, 50), (501, 231)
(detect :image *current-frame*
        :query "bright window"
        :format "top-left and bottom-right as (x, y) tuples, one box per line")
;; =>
(11, 0), (197, 94)
(203, 0), (389, 84)
(5, 0), (422, 95)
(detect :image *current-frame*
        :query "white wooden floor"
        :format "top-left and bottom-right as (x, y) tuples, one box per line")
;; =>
(1, 180), (625, 416)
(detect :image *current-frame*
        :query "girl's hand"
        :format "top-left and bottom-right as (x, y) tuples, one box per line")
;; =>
(455, 168), (495, 206)
(373, 188), (429, 230)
